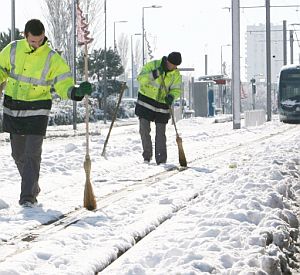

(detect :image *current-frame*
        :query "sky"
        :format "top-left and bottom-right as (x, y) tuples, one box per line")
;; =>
(0, 107), (300, 273)
(2, 0), (300, 78)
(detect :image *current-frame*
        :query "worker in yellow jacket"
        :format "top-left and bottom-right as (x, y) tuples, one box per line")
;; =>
(0, 19), (92, 207)
(135, 52), (182, 165)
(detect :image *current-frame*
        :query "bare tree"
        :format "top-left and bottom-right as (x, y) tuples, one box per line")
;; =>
(42, 0), (103, 65)
(144, 32), (157, 63)
(134, 39), (142, 75)
(117, 33), (129, 80)
(42, 0), (72, 64)
(80, 0), (104, 51)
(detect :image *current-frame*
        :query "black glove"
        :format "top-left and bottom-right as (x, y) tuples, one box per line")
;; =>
(165, 94), (174, 106)
(152, 66), (164, 79)
(70, 81), (92, 101)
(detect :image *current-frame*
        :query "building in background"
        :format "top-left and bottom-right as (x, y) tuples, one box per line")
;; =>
(245, 23), (283, 84)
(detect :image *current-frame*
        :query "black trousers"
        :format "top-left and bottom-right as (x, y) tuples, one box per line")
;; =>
(10, 134), (43, 204)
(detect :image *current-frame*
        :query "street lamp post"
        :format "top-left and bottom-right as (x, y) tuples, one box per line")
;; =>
(103, 0), (107, 124)
(220, 44), (231, 75)
(142, 5), (162, 65)
(72, 0), (77, 130)
(113, 20), (128, 51)
(11, 0), (15, 41)
(131, 33), (142, 98)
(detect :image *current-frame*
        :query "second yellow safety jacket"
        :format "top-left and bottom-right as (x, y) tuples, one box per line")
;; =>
(135, 57), (182, 123)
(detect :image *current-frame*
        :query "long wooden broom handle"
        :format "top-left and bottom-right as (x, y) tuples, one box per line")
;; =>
(160, 75), (179, 137)
(101, 82), (126, 156)
(84, 42), (90, 157)
(0, 81), (5, 100)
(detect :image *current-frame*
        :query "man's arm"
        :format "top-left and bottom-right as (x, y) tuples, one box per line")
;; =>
(0, 43), (11, 85)
(137, 60), (161, 84)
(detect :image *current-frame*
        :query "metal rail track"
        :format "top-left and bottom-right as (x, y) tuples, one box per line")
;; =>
(0, 124), (297, 265)
(97, 124), (300, 273)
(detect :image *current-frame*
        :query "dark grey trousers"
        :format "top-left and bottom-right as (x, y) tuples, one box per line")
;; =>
(10, 134), (43, 204)
(139, 118), (167, 164)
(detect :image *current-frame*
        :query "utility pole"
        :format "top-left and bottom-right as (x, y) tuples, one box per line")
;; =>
(72, 0), (77, 130)
(205, 54), (208, 75)
(11, 0), (15, 41)
(266, 0), (272, 121)
(113, 20), (127, 51)
(103, 0), (107, 124)
(283, 20), (287, 65)
(232, 0), (241, 129)
(290, 30), (294, 64)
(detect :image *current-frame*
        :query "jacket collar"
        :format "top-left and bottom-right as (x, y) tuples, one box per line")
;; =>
(23, 36), (49, 54)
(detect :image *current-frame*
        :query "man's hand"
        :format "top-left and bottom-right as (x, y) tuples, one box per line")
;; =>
(70, 81), (92, 101)
(151, 65), (164, 79)
(165, 94), (174, 106)
(75, 81), (92, 97)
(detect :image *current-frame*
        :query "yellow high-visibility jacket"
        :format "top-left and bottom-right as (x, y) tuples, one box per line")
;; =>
(0, 38), (75, 135)
(135, 57), (182, 123)
(137, 58), (182, 103)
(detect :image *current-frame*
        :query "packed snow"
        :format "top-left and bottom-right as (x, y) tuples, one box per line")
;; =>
(0, 114), (300, 275)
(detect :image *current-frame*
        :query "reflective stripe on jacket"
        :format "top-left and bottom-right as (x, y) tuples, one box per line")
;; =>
(137, 58), (182, 104)
(0, 39), (75, 135)
(135, 57), (182, 123)
(0, 39), (74, 102)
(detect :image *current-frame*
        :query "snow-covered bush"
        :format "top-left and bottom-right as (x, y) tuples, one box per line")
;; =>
(0, 95), (136, 132)
(48, 98), (103, 126)
(105, 95), (136, 119)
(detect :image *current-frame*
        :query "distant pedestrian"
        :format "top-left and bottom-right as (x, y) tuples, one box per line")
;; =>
(135, 52), (182, 164)
(0, 19), (92, 207)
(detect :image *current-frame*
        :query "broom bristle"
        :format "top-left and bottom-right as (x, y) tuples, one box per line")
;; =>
(84, 179), (97, 210)
(176, 136), (187, 167)
(83, 156), (97, 211)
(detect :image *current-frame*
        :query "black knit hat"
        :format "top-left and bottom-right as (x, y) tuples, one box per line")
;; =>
(167, 52), (182, 66)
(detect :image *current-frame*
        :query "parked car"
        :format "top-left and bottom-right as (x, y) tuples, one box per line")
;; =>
(174, 98), (187, 107)
(119, 98), (137, 118)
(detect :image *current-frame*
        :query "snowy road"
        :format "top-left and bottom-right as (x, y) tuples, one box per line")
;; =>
(0, 117), (300, 274)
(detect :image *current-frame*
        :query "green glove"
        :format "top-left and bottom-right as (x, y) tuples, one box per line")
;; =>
(158, 65), (164, 75)
(165, 94), (174, 106)
(75, 81), (92, 97)
(152, 65), (164, 79)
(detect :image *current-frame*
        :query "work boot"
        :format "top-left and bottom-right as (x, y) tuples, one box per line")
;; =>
(20, 200), (38, 208)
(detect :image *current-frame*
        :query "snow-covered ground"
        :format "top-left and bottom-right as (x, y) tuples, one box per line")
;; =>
(0, 115), (300, 274)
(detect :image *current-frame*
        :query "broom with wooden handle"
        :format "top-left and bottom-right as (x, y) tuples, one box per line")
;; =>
(83, 42), (97, 210)
(160, 75), (187, 167)
(0, 81), (6, 99)
(101, 82), (126, 157)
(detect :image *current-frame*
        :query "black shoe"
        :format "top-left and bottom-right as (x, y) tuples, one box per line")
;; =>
(144, 156), (152, 162)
